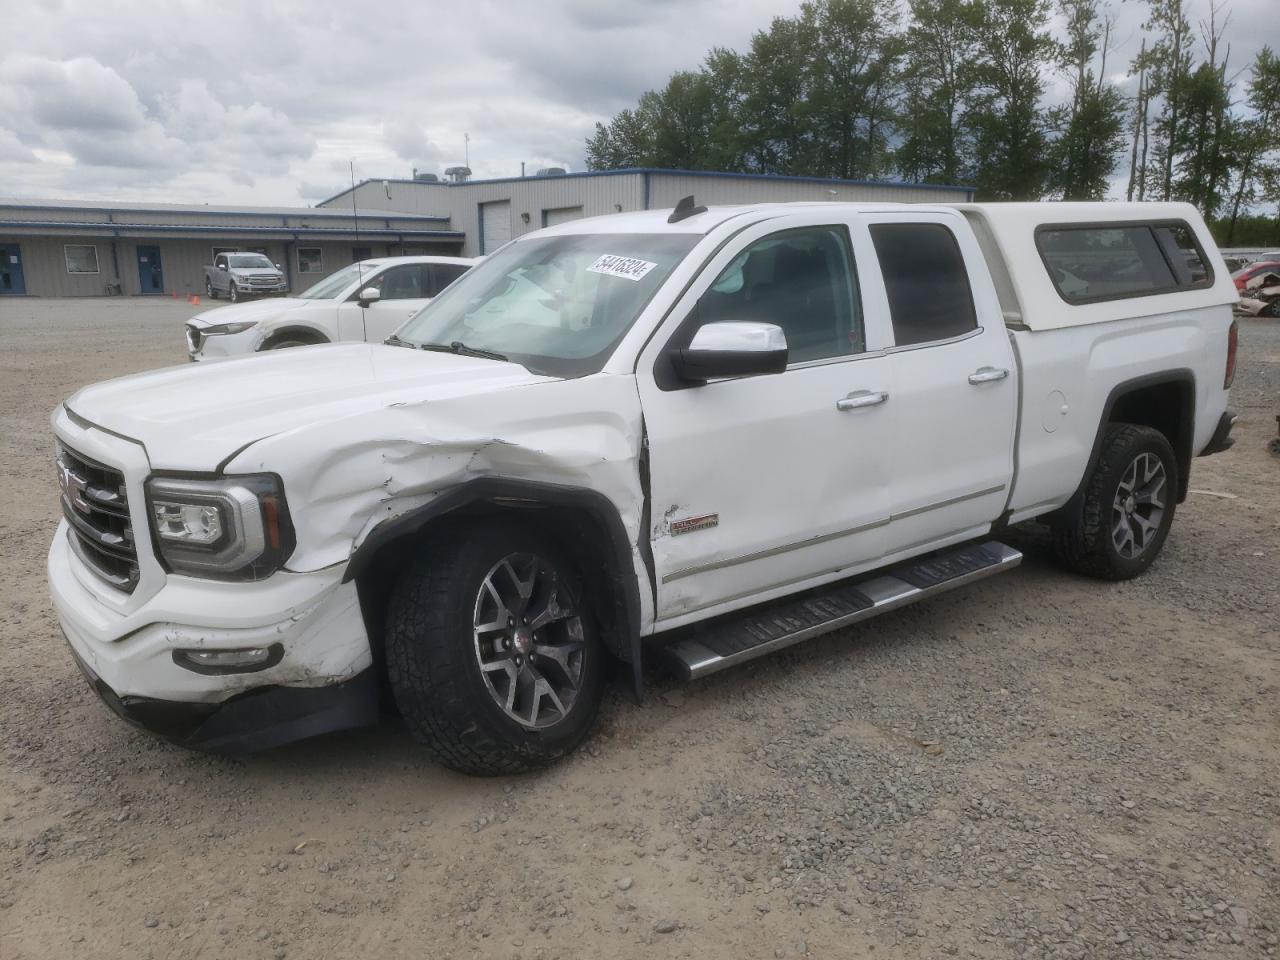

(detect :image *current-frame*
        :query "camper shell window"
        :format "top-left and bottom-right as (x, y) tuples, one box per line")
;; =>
(1035, 220), (1213, 304)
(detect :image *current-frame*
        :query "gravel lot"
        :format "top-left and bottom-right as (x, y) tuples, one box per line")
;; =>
(1, 297), (1277, 960)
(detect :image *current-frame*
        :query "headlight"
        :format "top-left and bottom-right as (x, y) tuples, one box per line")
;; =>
(146, 475), (294, 580)
(202, 320), (259, 336)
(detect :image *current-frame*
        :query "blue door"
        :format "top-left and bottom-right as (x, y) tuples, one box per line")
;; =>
(137, 245), (164, 294)
(0, 243), (25, 295)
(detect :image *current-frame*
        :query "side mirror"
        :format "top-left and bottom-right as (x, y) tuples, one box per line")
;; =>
(275, 262), (282, 270)
(357, 286), (381, 306)
(672, 321), (788, 382)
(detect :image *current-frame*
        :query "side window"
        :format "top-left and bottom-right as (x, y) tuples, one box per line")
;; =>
(367, 264), (426, 300)
(428, 263), (469, 297)
(1036, 221), (1212, 302)
(214, 255), (226, 271)
(870, 223), (977, 347)
(1154, 223), (1210, 285)
(697, 226), (863, 363)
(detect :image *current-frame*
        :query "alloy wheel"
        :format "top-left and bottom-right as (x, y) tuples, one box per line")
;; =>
(1111, 452), (1166, 559)
(472, 553), (585, 729)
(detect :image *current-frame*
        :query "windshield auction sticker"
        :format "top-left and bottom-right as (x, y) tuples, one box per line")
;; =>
(587, 255), (658, 282)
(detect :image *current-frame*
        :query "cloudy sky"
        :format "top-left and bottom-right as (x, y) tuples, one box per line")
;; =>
(0, 0), (1271, 207)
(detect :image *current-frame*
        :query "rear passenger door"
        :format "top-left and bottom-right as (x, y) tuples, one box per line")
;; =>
(863, 214), (1016, 553)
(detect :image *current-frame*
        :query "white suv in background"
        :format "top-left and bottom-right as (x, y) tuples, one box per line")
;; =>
(185, 255), (476, 360)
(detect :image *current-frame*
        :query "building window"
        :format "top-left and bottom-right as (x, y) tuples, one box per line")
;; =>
(64, 244), (100, 275)
(212, 246), (239, 261)
(298, 248), (324, 274)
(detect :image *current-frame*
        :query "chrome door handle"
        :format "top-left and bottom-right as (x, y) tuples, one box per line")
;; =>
(968, 366), (1009, 384)
(836, 390), (889, 411)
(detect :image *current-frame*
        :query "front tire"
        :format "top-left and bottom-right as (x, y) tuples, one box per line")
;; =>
(229, 283), (240, 303)
(1052, 423), (1178, 580)
(384, 520), (603, 775)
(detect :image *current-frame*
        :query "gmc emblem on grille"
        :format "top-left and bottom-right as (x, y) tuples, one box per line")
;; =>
(57, 458), (91, 513)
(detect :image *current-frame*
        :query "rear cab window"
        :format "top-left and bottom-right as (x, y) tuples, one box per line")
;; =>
(869, 222), (978, 347)
(1036, 221), (1213, 303)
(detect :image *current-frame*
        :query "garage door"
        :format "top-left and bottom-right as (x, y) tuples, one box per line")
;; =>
(480, 201), (512, 255)
(542, 206), (584, 228)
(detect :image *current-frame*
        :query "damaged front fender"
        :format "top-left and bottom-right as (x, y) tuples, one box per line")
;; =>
(222, 372), (654, 677)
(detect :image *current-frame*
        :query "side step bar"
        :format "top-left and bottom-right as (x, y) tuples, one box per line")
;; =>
(663, 541), (1022, 680)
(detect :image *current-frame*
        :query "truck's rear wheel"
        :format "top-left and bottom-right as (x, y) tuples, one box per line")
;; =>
(384, 521), (602, 775)
(205, 278), (216, 299)
(1053, 423), (1177, 580)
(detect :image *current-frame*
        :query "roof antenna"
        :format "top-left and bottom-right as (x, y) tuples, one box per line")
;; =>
(668, 195), (707, 224)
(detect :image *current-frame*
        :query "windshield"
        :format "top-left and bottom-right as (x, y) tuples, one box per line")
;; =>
(298, 262), (376, 300)
(397, 233), (698, 377)
(228, 254), (273, 269)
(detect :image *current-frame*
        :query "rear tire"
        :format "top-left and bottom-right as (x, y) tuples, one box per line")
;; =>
(384, 520), (603, 775)
(1052, 423), (1178, 580)
(205, 279), (216, 299)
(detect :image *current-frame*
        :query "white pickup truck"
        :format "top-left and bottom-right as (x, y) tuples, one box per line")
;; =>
(186, 255), (476, 360)
(49, 200), (1238, 774)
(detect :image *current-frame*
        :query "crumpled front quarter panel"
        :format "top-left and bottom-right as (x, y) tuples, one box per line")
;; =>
(224, 373), (648, 578)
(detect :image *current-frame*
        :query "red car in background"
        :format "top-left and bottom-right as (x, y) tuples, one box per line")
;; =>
(1232, 260), (1280, 292)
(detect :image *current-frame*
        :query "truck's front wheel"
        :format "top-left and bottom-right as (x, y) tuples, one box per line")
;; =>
(1053, 423), (1178, 580)
(384, 521), (603, 775)
(229, 283), (240, 303)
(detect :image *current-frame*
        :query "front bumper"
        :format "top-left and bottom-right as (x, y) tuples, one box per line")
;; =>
(186, 323), (265, 362)
(50, 525), (378, 750)
(69, 645), (378, 753)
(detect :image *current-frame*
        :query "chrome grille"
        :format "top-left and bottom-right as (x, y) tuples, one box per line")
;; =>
(57, 443), (138, 592)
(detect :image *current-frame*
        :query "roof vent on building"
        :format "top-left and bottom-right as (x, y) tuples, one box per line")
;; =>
(668, 195), (707, 224)
(412, 168), (440, 182)
(444, 166), (472, 183)
(535, 167), (567, 177)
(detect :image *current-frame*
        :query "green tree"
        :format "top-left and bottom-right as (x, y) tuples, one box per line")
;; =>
(802, 0), (904, 180)
(896, 0), (980, 185)
(1051, 0), (1127, 199)
(967, 0), (1055, 199)
(585, 108), (655, 170)
(1225, 47), (1280, 242)
(1143, 0), (1195, 201)
(735, 14), (819, 173)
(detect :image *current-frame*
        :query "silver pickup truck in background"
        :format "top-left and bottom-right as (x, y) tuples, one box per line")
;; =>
(204, 252), (288, 302)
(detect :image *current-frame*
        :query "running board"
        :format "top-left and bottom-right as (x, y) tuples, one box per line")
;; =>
(663, 541), (1022, 680)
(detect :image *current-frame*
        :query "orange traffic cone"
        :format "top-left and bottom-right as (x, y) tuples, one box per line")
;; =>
(171, 290), (177, 298)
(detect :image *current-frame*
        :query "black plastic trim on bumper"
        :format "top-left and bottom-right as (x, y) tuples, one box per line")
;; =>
(1199, 410), (1237, 457)
(67, 645), (379, 754)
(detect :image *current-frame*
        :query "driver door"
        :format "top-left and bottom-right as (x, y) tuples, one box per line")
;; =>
(336, 264), (433, 343)
(636, 212), (896, 626)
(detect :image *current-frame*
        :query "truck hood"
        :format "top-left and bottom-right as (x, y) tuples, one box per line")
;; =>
(64, 344), (556, 471)
(189, 298), (312, 327)
(229, 268), (283, 278)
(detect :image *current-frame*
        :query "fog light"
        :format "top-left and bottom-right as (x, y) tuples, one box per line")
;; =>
(173, 644), (283, 674)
